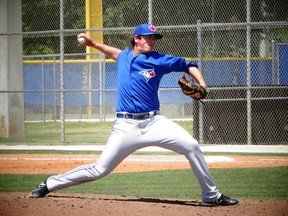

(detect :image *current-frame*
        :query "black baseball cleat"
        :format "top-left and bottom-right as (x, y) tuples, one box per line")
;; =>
(30, 180), (50, 198)
(202, 194), (238, 206)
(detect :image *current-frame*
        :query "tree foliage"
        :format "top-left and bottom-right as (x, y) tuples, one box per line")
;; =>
(22, 0), (85, 56)
(22, 0), (288, 57)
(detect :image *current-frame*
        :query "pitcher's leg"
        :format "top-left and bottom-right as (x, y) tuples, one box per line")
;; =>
(185, 145), (220, 202)
(146, 116), (220, 202)
(47, 162), (105, 191)
(169, 138), (219, 202)
(47, 119), (141, 192)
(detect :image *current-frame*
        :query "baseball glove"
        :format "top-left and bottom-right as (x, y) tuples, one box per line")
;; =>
(178, 74), (207, 100)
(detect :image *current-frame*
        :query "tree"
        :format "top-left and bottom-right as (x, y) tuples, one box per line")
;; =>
(22, 0), (85, 56)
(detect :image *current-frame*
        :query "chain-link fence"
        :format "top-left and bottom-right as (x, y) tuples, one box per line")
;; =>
(1, 0), (287, 144)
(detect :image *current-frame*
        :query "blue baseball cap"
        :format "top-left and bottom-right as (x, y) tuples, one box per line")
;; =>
(134, 24), (163, 39)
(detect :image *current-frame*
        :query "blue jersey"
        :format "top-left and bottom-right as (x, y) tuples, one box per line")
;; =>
(116, 49), (198, 113)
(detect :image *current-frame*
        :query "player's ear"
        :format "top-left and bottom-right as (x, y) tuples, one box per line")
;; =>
(132, 36), (141, 47)
(134, 36), (141, 42)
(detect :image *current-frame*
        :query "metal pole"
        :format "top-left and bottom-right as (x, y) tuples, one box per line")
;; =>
(87, 62), (92, 118)
(99, 53), (103, 121)
(197, 20), (204, 144)
(212, 0), (216, 55)
(85, 0), (93, 119)
(60, 0), (65, 143)
(41, 57), (45, 124)
(53, 57), (56, 121)
(246, 0), (252, 145)
(102, 53), (106, 120)
(271, 40), (276, 84)
(148, 0), (153, 24)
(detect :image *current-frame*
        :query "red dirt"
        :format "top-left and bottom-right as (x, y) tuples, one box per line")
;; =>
(0, 154), (287, 216)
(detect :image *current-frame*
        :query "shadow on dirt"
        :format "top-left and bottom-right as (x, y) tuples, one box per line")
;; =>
(48, 194), (202, 206)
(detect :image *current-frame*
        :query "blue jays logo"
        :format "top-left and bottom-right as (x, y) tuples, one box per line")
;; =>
(139, 69), (156, 82)
(149, 25), (156, 32)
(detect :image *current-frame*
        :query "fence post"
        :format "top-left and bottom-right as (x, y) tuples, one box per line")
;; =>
(271, 40), (277, 85)
(148, 0), (153, 24)
(102, 53), (106, 121)
(53, 57), (57, 122)
(41, 57), (45, 124)
(87, 61), (93, 119)
(197, 20), (204, 144)
(99, 53), (104, 121)
(246, 0), (252, 145)
(60, 0), (65, 143)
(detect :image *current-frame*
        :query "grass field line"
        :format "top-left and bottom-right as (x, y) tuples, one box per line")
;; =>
(259, 158), (288, 162)
(1, 144), (288, 153)
(0, 156), (235, 163)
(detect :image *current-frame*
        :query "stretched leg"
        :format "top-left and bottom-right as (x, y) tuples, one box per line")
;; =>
(143, 116), (219, 202)
(43, 119), (144, 192)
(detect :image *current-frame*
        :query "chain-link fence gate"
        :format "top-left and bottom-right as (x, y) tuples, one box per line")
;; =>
(1, 0), (287, 144)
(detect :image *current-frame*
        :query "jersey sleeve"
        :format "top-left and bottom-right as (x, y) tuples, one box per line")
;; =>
(159, 53), (198, 73)
(186, 61), (198, 69)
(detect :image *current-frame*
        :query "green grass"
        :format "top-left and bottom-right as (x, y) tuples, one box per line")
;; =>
(0, 121), (192, 144)
(0, 121), (115, 144)
(1, 167), (287, 200)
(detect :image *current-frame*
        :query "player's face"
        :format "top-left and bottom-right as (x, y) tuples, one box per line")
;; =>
(134, 35), (157, 54)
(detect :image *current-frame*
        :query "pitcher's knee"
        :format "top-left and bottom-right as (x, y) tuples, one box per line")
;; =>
(81, 163), (111, 180)
(92, 163), (114, 179)
(180, 140), (204, 157)
(188, 142), (202, 153)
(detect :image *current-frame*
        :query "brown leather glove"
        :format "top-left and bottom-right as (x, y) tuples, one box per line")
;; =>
(178, 74), (207, 99)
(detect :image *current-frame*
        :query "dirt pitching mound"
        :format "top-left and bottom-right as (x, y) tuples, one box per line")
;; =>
(0, 154), (287, 216)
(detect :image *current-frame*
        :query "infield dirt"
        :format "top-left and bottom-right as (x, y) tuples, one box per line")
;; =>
(0, 154), (287, 216)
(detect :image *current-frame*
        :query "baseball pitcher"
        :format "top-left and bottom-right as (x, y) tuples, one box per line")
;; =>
(30, 24), (238, 206)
